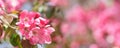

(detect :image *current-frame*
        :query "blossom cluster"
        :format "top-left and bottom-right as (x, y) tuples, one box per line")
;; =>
(49, 0), (120, 48)
(88, 1), (120, 47)
(0, 0), (55, 47)
(17, 10), (55, 45)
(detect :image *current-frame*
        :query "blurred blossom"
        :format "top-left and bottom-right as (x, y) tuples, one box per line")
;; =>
(61, 5), (87, 38)
(53, 35), (62, 43)
(89, 44), (99, 48)
(0, 0), (5, 8)
(51, 18), (60, 27)
(60, 5), (88, 48)
(5, 0), (26, 12)
(0, 0), (26, 13)
(0, 0), (5, 15)
(54, 0), (120, 48)
(48, 0), (68, 6)
(0, 8), (5, 15)
(60, 22), (69, 36)
(70, 41), (80, 48)
(87, 0), (120, 47)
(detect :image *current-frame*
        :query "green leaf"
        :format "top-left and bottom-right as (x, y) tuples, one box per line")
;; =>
(38, 5), (55, 18)
(45, 6), (55, 18)
(10, 33), (22, 48)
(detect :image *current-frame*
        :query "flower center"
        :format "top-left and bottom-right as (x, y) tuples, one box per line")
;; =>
(24, 17), (29, 22)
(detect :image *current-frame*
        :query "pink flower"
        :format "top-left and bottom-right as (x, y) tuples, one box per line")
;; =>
(0, 0), (26, 13)
(35, 17), (49, 27)
(0, 0), (5, 15)
(0, 0), (4, 8)
(17, 10), (55, 45)
(29, 26), (55, 45)
(70, 41), (80, 48)
(61, 5), (87, 38)
(48, 0), (68, 6)
(0, 8), (5, 15)
(88, 1), (120, 47)
(89, 44), (99, 48)
(18, 10), (39, 27)
(5, 0), (26, 12)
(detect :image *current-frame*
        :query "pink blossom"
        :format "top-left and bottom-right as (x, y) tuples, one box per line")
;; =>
(0, 0), (4, 8)
(17, 10), (55, 45)
(4, 0), (26, 12)
(89, 44), (99, 48)
(35, 17), (49, 27)
(60, 5), (88, 48)
(53, 35), (62, 43)
(48, 0), (68, 6)
(61, 5), (87, 38)
(70, 41), (80, 48)
(0, 0), (5, 15)
(114, 32), (120, 46)
(88, 1), (120, 47)
(0, 8), (5, 15)
(0, 0), (26, 13)
(29, 26), (54, 45)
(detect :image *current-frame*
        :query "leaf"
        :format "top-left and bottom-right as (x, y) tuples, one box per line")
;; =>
(7, 14), (18, 18)
(5, 26), (22, 48)
(0, 16), (10, 27)
(10, 33), (22, 48)
(45, 6), (55, 18)
(38, 6), (46, 13)
(5, 15), (14, 24)
(0, 14), (18, 28)
(38, 5), (55, 18)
